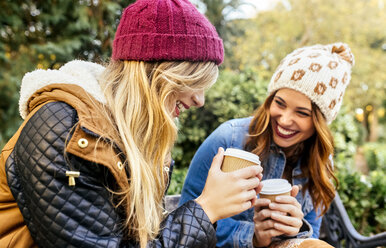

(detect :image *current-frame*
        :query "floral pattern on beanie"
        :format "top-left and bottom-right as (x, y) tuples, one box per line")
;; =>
(268, 42), (354, 124)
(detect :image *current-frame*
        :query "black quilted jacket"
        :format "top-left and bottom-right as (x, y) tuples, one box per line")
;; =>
(5, 101), (216, 247)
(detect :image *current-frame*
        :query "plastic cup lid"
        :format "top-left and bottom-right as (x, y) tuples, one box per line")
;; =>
(223, 148), (260, 165)
(260, 179), (292, 195)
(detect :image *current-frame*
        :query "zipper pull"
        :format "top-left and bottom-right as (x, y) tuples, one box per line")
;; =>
(66, 171), (80, 186)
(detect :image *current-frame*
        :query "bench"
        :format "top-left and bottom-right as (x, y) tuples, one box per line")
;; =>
(165, 193), (386, 248)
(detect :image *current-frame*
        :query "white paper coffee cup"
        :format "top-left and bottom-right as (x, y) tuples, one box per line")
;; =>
(259, 179), (292, 202)
(221, 148), (261, 172)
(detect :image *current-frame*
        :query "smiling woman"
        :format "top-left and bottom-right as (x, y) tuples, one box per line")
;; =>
(270, 89), (315, 148)
(179, 42), (355, 247)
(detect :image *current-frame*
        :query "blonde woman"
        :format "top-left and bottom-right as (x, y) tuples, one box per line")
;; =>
(180, 43), (354, 247)
(0, 0), (263, 247)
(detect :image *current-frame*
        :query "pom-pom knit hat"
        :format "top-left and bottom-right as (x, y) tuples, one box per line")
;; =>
(268, 43), (354, 124)
(112, 0), (224, 65)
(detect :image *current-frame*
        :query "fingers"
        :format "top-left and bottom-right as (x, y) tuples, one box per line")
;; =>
(199, 147), (264, 222)
(233, 165), (263, 179)
(253, 212), (285, 247)
(254, 217), (277, 230)
(274, 195), (301, 208)
(270, 196), (303, 218)
(253, 186), (305, 242)
(271, 212), (303, 227)
(265, 196), (304, 236)
(238, 176), (261, 191)
(254, 198), (271, 212)
(253, 228), (284, 247)
(291, 185), (300, 197)
(254, 181), (264, 195)
(269, 202), (303, 219)
(258, 229), (284, 239)
(257, 173), (263, 181)
(273, 217), (301, 235)
(250, 195), (259, 206)
(254, 207), (272, 222)
(210, 147), (224, 171)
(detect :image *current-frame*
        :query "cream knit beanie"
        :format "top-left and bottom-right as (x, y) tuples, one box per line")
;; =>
(268, 43), (354, 124)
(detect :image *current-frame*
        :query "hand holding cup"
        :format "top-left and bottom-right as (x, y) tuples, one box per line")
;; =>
(196, 148), (263, 223)
(253, 179), (304, 247)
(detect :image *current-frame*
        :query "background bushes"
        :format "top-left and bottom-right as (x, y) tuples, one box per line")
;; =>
(362, 142), (386, 172)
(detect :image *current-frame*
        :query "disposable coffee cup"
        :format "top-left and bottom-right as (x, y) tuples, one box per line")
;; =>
(221, 148), (261, 172)
(259, 179), (292, 202)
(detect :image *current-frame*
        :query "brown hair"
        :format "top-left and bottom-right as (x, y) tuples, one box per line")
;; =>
(245, 91), (337, 215)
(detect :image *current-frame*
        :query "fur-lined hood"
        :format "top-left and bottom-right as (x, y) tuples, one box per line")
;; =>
(19, 60), (106, 119)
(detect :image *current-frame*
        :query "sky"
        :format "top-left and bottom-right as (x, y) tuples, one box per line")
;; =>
(228, 0), (280, 19)
(192, 0), (289, 20)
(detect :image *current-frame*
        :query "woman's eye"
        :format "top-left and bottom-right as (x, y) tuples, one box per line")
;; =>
(275, 100), (285, 107)
(298, 111), (310, 117)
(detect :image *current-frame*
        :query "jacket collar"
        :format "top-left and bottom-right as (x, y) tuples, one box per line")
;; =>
(19, 60), (130, 189)
(19, 60), (106, 119)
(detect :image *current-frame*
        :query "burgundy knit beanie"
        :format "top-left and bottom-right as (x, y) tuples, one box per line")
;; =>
(112, 0), (224, 65)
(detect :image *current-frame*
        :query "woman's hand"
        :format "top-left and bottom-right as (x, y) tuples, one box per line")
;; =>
(252, 186), (304, 247)
(195, 147), (263, 223)
(252, 198), (285, 247)
(269, 186), (304, 235)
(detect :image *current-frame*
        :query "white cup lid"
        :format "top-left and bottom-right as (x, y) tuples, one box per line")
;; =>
(260, 179), (292, 195)
(224, 148), (260, 165)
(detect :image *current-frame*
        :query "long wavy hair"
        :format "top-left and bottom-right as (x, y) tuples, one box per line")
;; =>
(245, 91), (337, 215)
(98, 60), (218, 247)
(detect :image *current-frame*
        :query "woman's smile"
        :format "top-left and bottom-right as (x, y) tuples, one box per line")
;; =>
(174, 100), (190, 117)
(275, 122), (298, 138)
(269, 88), (315, 148)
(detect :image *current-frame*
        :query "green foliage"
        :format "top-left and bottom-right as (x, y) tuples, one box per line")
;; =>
(330, 106), (362, 169)
(362, 142), (386, 171)
(198, 0), (245, 41)
(172, 68), (268, 168)
(167, 167), (189, 195)
(0, 0), (135, 148)
(337, 168), (386, 235)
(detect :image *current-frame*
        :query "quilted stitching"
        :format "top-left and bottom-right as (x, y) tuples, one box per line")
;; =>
(8, 102), (122, 247)
(6, 101), (217, 247)
(154, 201), (216, 247)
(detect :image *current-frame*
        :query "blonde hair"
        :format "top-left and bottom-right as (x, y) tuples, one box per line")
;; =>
(245, 91), (337, 215)
(98, 60), (218, 247)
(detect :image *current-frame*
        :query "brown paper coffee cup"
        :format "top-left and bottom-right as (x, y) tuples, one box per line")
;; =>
(221, 148), (260, 172)
(259, 191), (291, 202)
(259, 179), (292, 202)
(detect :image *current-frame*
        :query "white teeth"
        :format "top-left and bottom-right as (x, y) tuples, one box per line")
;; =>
(176, 101), (186, 112)
(277, 125), (296, 136)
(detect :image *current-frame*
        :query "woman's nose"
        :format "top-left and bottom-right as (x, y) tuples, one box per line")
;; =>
(279, 111), (293, 126)
(192, 90), (205, 108)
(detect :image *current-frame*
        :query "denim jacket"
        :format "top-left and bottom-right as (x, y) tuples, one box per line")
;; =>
(179, 117), (322, 248)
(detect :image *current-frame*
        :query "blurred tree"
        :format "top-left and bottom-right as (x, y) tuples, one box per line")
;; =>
(226, 0), (386, 141)
(0, 0), (135, 148)
(195, 0), (255, 66)
(197, 0), (246, 38)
